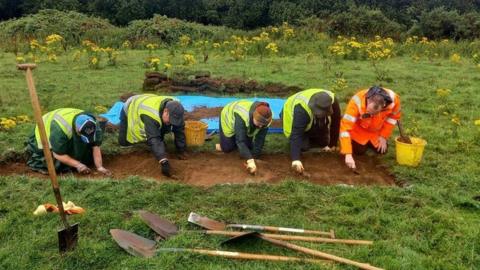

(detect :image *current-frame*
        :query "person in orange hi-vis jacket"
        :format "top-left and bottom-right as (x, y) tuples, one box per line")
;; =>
(339, 86), (401, 169)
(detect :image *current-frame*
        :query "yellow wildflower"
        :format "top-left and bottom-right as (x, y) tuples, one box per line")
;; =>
(179, 35), (191, 47)
(182, 54), (196, 66)
(259, 32), (269, 41)
(30, 39), (40, 49)
(265, 42), (279, 53)
(150, 58), (160, 65)
(146, 43), (158, 50)
(16, 56), (25, 63)
(16, 115), (31, 123)
(45, 34), (63, 45)
(122, 40), (131, 49)
(450, 53), (461, 63)
(48, 54), (57, 62)
(436, 88), (451, 97)
(0, 118), (16, 130)
(95, 105), (108, 113)
(451, 116), (461, 126)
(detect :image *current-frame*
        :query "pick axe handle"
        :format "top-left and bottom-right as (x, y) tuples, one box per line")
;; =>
(227, 224), (335, 238)
(158, 248), (330, 264)
(258, 235), (384, 270)
(203, 230), (372, 245)
(22, 66), (70, 229)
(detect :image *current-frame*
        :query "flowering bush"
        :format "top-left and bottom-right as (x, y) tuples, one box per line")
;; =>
(0, 115), (31, 131)
(182, 54), (196, 66)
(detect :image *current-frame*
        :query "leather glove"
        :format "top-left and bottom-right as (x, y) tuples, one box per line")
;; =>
(291, 160), (304, 174)
(75, 163), (91, 174)
(159, 158), (171, 177)
(246, 159), (257, 175)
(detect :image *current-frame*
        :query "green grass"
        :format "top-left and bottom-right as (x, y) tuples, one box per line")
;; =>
(0, 49), (479, 269)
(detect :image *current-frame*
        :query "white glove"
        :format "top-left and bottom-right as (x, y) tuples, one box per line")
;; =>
(75, 163), (91, 174)
(291, 160), (304, 174)
(246, 159), (257, 174)
(345, 154), (356, 169)
(322, 146), (332, 152)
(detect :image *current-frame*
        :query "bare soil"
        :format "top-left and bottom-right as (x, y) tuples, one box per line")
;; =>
(184, 106), (223, 121)
(0, 152), (396, 187)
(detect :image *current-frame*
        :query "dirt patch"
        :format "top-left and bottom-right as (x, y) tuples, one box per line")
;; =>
(0, 152), (395, 187)
(270, 119), (283, 128)
(143, 71), (301, 97)
(184, 106), (223, 121)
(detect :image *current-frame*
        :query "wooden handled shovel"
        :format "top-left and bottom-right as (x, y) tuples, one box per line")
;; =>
(397, 120), (412, 144)
(188, 212), (335, 238)
(222, 232), (383, 270)
(17, 63), (79, 252)
(110, 229), (330, 265)
(139, 211), (371, 245)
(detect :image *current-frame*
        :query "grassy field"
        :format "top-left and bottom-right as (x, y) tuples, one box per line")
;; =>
(0, 49), (479, 270)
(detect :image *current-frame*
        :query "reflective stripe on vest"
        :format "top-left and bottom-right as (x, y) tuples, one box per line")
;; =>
(35, 108), (84, 149)
(125, 94), (176, 143)
(282, 89), (335, 138)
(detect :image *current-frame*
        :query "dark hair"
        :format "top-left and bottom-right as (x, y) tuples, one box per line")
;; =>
(366, 86), (392, 108)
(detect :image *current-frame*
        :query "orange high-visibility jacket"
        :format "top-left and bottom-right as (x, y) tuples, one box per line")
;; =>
(340, 89), (401, 155)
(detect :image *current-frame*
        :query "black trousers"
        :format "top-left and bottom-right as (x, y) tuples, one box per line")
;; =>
(301, 121), (330, 151)
(118, 109), (131, 146)
(352, 140), (387, 155)
(218, 116), (253, 152)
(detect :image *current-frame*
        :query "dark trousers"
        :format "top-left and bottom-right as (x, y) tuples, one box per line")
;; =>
(352, 140), (387, 155)
(118, 109), (131, 146)
(218, 116), (253, 152)
(301, 121), (330, 151)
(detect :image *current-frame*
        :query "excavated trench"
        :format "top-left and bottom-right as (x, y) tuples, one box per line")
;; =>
(0, 151), (395, 187)
(0, 107), (397, 187)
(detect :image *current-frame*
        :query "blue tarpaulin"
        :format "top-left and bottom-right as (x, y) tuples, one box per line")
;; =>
(100, 95), (286, 133)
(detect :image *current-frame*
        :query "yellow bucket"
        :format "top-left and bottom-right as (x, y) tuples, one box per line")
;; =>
(395, 137), (427, 167)
(185, 120), (208, 146)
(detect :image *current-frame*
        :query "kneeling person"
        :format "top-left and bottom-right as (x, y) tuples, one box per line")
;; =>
(217, 100), (272, 175)
(282, 89), (341, 174)
(26, 108), (110, 175)
(119, 94), (186, 177)
(340, 86), (401, 169)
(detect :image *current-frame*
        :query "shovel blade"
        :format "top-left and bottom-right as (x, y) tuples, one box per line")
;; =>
(188, 212), (226, 231)
(110, 229), (156, 258)
(58, 223), (79, 252)
(138, 210), (178, 239)
(221, 231), (261, 246)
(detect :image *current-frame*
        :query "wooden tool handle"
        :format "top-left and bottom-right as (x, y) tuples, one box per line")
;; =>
(227, 224), (334, 238)
(204, 230), (372, 245)
(397, 120), (412, 143)
(259, 236), (384, 270)
(158, 248), (330, 264)
(20, 64), (70, 229)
